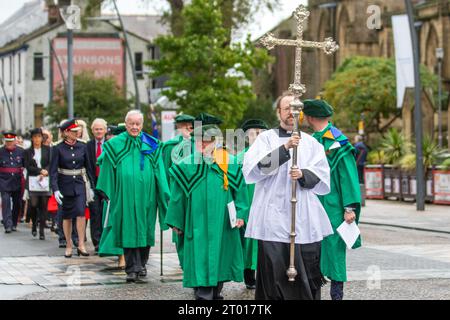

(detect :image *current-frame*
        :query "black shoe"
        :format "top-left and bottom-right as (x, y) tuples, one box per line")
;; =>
(32, 230), (37, 237)
(19, 219), (24, 223)
(64, 248), (73, 258)
(73, 241), (79, 248)
(5, 229), (12, 234)
(39, 234), (45, 240)
(139, 268), (147, 278)
(126, 273), (137, 283)
(11, 226), (17, 232)
(245, 284), (256, 290)
(94, 246), (99, 253)
(59, 240), (67, 248)
(77, 248), (90, 257)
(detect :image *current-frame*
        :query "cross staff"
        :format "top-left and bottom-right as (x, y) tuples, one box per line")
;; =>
(259, 4), (339, 282)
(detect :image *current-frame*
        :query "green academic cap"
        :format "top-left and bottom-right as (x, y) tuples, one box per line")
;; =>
(195, 113), (223, 125)
(303, 99), (334, 118)
(112, 123), (126, 135)
(191, 124), (222, 139)
(241, 119), (269, 132)
(174, 114), (195, 124)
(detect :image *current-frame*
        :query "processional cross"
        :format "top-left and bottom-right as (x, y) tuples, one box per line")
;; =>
(259, 4), (339, 282)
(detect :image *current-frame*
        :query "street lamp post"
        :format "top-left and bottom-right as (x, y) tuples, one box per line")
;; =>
(405, 0), (425, 211)
(59, 2), (81, 119)
(436, 48), (444, 148)
(111, 0), (141, 111)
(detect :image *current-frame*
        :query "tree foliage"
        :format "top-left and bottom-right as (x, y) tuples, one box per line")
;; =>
(322, 56), (438, 135)
(148, 0), (271, 128)
(46, 71), (130, 129)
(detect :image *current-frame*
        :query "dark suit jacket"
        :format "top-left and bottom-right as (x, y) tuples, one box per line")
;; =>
(24, 146), (51, 176)
(87, 139), (105, 187)
(24, 146), (51, 194)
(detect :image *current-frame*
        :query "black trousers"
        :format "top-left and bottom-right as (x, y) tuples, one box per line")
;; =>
(330, 280), (344, 300)
(255, 240), (323, 300)
(194, 282), (224, 300)
(1, 191), (21, 230)
(88, 195), (103, 248)
(124, 247), (150, 275)
(30, 195), (49, 235)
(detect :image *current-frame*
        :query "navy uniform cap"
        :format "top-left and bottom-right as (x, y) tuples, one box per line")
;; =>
(59, 119), (81, 131)
(2, 132), (17, 142)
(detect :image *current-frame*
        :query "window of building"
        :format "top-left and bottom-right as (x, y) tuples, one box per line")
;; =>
(135, 52), (144, 79)
(149, 46), (156, 60)
(33, 53), (45, 80)
(9, 56), (12, 85)
(17, 53), (21, 83)
(34, 104), (44, 128)
(17, 97), (22, 130)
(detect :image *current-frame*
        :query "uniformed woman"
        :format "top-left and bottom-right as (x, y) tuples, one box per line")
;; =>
(50, 119), (95, 258)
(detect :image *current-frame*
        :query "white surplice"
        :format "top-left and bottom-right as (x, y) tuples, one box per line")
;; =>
(243, 129), (333, 244)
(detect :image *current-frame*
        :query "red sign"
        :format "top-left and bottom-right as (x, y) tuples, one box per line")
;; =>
(364, 167), (384, 199)
(433, 170), (450, 205)
(52, 37), (124, 92)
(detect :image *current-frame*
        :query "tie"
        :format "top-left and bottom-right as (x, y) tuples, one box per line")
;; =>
(96, 141), (102, 177)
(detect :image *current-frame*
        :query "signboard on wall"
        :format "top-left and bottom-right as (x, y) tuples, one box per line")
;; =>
(52, 37), (124, 93)
(161, 111), (177, 142)
(365, 167), (384, 199)
(434, 170), (450, 204)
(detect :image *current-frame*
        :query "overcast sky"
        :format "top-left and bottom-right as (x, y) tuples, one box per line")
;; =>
(0, 0), (307, 40)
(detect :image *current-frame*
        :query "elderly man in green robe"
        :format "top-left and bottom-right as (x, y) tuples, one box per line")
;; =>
(96, 111), (170, 283)
(160, 114), (195, 267)
(303, 99), (362, 300)
(165, 124), (249, 300)
(237, 119), (269, 290)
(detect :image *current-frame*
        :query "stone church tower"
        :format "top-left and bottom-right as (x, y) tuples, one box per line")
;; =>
(257, 0), (449, 146)
(261, 0), (449, 98)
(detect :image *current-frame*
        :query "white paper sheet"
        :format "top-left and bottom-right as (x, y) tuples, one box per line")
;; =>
(227, 201), (237, 228)
(29, 176), (50, 192)
(336, 221), (360, 249)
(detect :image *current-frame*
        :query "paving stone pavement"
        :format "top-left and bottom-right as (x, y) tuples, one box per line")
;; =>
(0, 253), (182, 287)
(1, 200), (450, 300)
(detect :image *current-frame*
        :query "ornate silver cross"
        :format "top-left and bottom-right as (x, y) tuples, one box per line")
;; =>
(259, 4), (339, 283)
(260, 4), (339, 99)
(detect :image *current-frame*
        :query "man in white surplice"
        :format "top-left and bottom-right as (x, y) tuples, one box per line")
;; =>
(242, 93), (333, 300)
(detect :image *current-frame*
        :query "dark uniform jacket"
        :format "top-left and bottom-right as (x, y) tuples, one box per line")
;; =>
(0, 146), (25, 192)
(50, 140), (95, 197)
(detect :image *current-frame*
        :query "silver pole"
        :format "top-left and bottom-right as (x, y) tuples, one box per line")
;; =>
(405, 0), (425, 211)
(0, 78), (15, 131)
(438, 58), (443, 148)
(67, 29), (74, 119)
(112, 0), (141, 110)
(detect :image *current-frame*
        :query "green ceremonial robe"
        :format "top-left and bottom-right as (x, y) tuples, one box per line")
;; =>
(160, 135), (193, 267)
(165, 152), (250, 288)
(313, 123), (361, 282)
(237, 148), (258, 271)
(96, 131), (170, 254)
